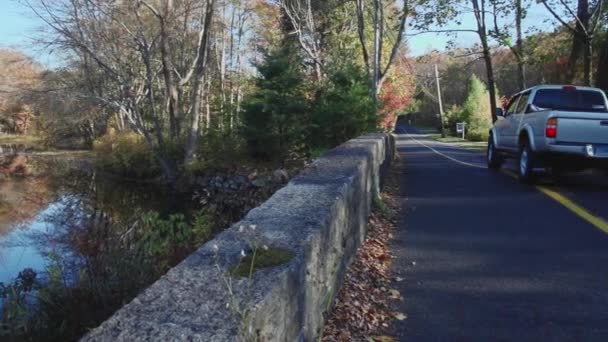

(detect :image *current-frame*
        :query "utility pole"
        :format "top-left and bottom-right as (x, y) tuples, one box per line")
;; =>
(435, 64), (445, 137)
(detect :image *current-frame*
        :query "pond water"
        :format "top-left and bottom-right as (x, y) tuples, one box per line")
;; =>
(0, 152), (194, 286)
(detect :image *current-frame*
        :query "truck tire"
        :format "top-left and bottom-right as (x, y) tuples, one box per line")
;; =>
(487, 136), (502, 170)
(518, 141), (536, 183)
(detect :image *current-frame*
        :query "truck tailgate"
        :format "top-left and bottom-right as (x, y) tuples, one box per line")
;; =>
(555, 112), (608, 144)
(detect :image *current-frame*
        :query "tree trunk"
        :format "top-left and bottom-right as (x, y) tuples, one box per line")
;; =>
(160, 20), (181, 138)
(579, 0), (592, 86)
(219, 1), (227, 127)
(516, 56), (526, 89)
(115, 112), (125, 131)
(228, 2), (237, 132)
(584, 35), (593, 86)
(566, 35), (583, 83)
(206, 77), (212, 131)
(184, 0), (215, 167)
(566, 0), (591, 84)
(372, 0), (381, 101)
(355, 0), (371, 75)
(472, 0), (498, 123)
(146, 136), (177, 181)
(515, 0), (526, 89)
(128, 107), (177, 181)
(596, 37), (608, 91)
(482, 39), (499, 123)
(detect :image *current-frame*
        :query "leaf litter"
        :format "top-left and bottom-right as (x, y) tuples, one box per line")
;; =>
(322, 157), (402, 341)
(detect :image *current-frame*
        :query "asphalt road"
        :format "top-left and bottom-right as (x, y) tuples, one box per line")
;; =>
(389, 124), (608, 342)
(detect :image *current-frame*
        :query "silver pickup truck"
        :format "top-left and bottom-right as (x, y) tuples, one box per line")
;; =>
(487, 85), (608, 182)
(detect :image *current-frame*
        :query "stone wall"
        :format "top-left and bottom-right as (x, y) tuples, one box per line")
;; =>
(83, 133), (396, 342)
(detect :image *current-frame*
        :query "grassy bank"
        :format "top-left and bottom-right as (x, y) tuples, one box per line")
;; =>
(0, 134), (43, 146)
(427, 133), (488, 152)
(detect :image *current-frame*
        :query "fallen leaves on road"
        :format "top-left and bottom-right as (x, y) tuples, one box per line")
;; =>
(322, 158), (401, 341)
(388, 289), (402, 300)
(367, 336), (397, 342)
(392, 312), (407, 321)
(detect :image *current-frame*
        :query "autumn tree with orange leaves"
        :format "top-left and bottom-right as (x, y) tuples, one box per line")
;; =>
(0, 49), (41, 135)
(379, 56), (416, 131)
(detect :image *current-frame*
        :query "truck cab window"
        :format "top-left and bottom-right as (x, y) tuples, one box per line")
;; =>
(505, 95), (521, 116)
(533, 89), (608, 113)
(516, 92), (530, 113)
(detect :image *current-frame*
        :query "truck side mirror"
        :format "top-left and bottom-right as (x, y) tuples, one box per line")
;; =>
(496, 108), (504, 117)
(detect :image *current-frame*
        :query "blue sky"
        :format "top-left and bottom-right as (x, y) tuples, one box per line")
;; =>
(1, 0), (556, 67)
(0, 1), (40, 54)
(0, 1), (36, 47)
(408, 2), (554, 56)
(0, 0), (60, 66)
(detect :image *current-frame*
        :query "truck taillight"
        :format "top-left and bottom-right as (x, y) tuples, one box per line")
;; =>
(546, 118), (558, 138)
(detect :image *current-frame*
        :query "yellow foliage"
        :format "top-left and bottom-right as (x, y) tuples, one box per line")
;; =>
(93, 131), (160, 178)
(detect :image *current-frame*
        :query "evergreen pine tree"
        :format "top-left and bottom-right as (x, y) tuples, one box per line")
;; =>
(241, 47), (308, 160)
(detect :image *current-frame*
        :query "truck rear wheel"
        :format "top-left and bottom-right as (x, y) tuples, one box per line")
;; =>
(518, 141), (536, 183)
(487, 136), (502, 170)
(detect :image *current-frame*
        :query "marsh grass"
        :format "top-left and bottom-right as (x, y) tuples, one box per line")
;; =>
(230, 247), (294, 278)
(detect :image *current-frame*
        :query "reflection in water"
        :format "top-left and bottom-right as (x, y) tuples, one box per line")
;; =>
(1, 154), (198, 340)
(1, 148), (281, 340)
(0, 144), (34, 155)
(0, 155), (193, 286)
(0, 200), (74, 285)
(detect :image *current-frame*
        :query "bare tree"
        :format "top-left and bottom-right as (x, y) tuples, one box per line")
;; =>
(184, 0), (216, 167)
(539, 0), (605, 85)
(25, 0), (217, 180)
(597, 35), (608, 91)
(356, 0), (411, 100)
(471, 0), (499, 122)
(490, 0), (529, 89)
(227, 0), (252, 131)
(276, 0), (324, 81)
(410, 0), (500, 122)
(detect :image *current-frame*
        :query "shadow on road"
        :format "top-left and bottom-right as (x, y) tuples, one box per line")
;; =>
(388, 124), (608, 341)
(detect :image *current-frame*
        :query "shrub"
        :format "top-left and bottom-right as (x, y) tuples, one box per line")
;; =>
(0, 205), (211, 341)
(139, 212), (189, 262)
(92, 129), (161, 178)
(193, 128), (246, 172)
(458, 75), (493, 141)
(311, 64), (377, 148)
(137, 210), (211, 266)
(443, 104), (465, 135)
